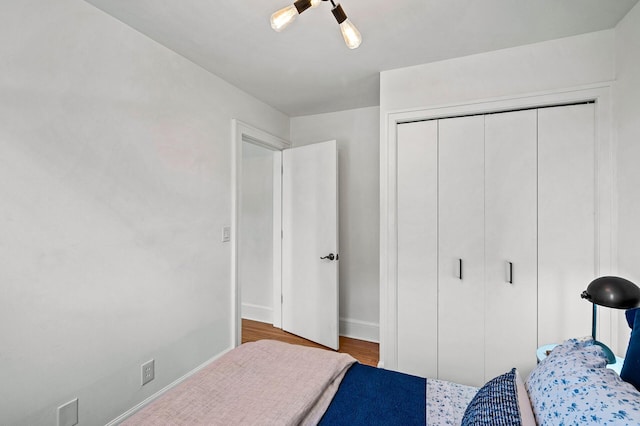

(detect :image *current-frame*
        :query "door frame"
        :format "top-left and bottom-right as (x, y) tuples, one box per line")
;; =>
(379, 83), (615, 370)
(231, 119), (291, 347)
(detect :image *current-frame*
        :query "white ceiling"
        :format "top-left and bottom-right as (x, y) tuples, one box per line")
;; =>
(85, 0), (639, 117)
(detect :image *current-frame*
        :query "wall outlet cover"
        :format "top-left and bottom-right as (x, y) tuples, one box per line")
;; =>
(142, 359), (155, 386)
(57, 398), (78, 426)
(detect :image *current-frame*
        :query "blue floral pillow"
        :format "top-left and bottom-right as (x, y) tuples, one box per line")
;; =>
(526, 338), (640, 425)
(462, 368), (522, 426)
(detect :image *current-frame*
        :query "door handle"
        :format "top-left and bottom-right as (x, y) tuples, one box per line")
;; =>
(506, 261), (513, 284)
(455, 258), (462, 280)
(320, 253), (339, 261)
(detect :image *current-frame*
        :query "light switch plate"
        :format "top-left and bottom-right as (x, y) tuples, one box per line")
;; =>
(58, 398), (78, 426)
(222, 226), (231, 242)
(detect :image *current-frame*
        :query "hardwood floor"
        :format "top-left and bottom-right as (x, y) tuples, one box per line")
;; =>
(242, 319), (379, 367)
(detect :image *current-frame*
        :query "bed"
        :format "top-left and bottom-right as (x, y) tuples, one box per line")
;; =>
(121, 319), (640, 425)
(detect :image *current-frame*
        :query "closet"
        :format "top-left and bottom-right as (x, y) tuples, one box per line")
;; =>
(396, 103), (595, 387)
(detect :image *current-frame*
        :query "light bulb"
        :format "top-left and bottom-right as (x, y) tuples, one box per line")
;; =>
(271, 0), (317, 32)
(331, 4), (362, 49)
(271, 4), (299, 32)
(339, 19), (362, 49)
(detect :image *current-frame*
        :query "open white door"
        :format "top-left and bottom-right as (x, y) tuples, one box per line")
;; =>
(282, 140), (339, 350)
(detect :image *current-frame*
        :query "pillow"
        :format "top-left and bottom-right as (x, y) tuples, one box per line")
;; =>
(515, 370), (536, 426)
(621, 307), (640, 391)
(462, 368), (522, 426)
(526, 338), (640, 425)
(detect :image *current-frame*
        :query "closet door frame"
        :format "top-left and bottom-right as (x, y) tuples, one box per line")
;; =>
(380, 83), (614, 371)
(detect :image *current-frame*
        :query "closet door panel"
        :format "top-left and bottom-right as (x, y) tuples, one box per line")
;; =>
(484, 110), (538, 380)
(538, 103), (595, 346)
(397, 121), (439, 377)
(438, 115), (485, 387)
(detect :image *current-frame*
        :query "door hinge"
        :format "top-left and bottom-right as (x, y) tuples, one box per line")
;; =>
(281, 294), (283, 304)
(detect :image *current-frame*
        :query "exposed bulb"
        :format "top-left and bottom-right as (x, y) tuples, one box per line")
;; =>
(271, 4), (299, 32)
(310, 0), (322, 7)
(339, 19), (362, 49)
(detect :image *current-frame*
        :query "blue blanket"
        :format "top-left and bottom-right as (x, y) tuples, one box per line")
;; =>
(319, 363), (426, 425)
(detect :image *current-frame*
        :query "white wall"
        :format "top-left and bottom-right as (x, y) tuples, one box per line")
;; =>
(240, 142), (275, 323)
(380, 30), (615, 115)
(614, 1), (640, 353)
(0, 0), (289, 424)
(290, 106), (380, 342)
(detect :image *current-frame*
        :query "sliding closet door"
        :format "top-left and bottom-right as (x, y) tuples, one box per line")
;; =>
(538, 103), (595, 346)
(438, 115), (485, 387)
(484, 110), (538, 379)
(397, 121), (438, 378)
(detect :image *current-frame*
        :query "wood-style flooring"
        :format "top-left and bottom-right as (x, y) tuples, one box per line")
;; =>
(242, 319), (379, 367)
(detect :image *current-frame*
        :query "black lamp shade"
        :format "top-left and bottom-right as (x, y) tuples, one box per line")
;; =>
(581, 276), (640, 309)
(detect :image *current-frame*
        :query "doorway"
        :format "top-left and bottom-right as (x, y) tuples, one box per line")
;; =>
(232, 120), (340, 350)
(239, 141), (278, 325)
(232, 120), (289, 347)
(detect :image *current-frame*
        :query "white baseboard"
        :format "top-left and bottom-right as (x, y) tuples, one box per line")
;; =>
(105, 347), (233, 426)
(241, 303), (273, 324)
(339, 317), (379, 343)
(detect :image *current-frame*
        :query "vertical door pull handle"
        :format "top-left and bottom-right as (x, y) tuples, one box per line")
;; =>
(506, 261), (513, 284)
(455, 258), (463, 280)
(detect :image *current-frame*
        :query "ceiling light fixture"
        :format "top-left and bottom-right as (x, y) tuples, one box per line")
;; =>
(270, 0), (362, 49)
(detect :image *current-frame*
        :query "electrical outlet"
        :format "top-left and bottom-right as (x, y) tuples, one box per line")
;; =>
(142, 359), (155, 386)
(57, 398), (78, 426)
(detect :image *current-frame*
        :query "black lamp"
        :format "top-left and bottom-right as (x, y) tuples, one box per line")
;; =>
(581, 276), (640, 364)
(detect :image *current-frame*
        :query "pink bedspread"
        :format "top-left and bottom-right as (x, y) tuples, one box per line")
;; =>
(121, 340), (356, 425)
